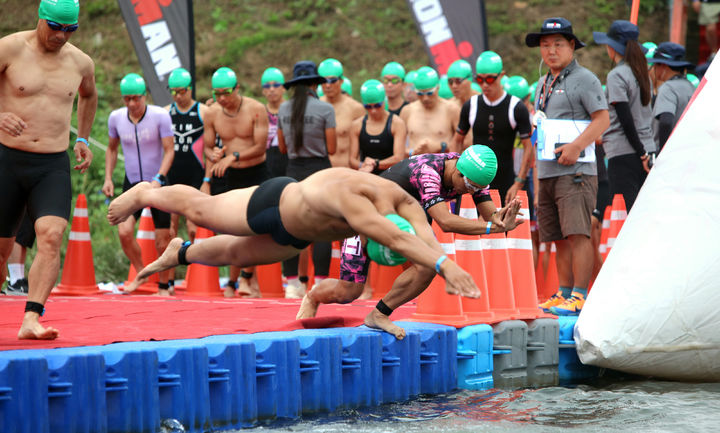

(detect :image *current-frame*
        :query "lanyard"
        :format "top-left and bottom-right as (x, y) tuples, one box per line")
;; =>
(536, 71), (562, 113)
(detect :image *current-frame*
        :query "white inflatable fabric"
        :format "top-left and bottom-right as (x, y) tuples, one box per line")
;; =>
(575, 56), (720, 381)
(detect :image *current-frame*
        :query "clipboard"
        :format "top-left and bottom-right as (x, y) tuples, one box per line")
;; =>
(536, 118), (596, 162)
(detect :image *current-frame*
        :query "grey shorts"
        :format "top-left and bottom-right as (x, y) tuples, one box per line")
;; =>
(537, 174), (597, 242)
(699, 3), (720, 25)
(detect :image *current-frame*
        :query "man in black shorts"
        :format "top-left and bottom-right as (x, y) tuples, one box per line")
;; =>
(0, 0), (97, 339)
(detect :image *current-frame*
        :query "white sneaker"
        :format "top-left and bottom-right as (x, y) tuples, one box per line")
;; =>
(285, 280), (307, 299)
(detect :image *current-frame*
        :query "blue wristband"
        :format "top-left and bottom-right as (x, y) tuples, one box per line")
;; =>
(76, 137), (88, 145)
(203, 177), (211, 183)
(486, 221), (492, 235)
(435, 255), (448, 273)
(408, 149), (414, 157)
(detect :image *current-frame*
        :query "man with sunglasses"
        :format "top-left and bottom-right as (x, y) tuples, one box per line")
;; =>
(319, 58), (365, 168)
(204, 67), (269, 298)
(104, 73), (175, 295)
(451, 51), (533, 207)
(380, 61), (409, 115)
(296, 145), (524, 328)
(447, 59), (481, 149)
(0, 0), (97, 339)
(400, 66), (460, 157)
(525, 18), (609, 315)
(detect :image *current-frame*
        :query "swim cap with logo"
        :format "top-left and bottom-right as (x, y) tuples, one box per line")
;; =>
(381, 61), (406, 79)
(447, 59), (472, 79)
(404, 70), (418, 84)
(120, 73), (146, 96)
(341, 77), (353, 95)
(366, 214), (416, 266)
(456, 144), (498, 186)
(505, 75), (530, 99)
(414, 66), (439, 91)
(38, 0), (79, 25)
(168, 68), (192, 88)
(529, 81), (538, 104)
(318, 58), (343, 78)
(261, 67), (285, 85)
(361, 79), (385, 104)
(475, 51), (503, 75)
(438, 76), (453, 99)
(212, 67), (237, 89)
(642, 41), (657, 59)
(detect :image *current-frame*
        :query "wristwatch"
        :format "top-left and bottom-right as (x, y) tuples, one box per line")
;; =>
(233, 151), (240, 162)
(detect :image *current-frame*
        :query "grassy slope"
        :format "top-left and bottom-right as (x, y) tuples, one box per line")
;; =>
(0, 0), (669, 281)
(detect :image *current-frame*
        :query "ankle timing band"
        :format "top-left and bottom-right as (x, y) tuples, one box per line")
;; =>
(240, 270), (253, 279)
(158, 282), (169, 290)
(25, 301), (45, 316)
(375, 300), (394, 316)
(177, 241), (192, 265)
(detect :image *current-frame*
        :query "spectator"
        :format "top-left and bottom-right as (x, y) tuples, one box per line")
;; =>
(693, 0), (720, 56)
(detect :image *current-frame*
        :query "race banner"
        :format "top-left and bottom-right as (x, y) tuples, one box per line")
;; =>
(117, 0), (195, 106)
(406, 0), (489, 75)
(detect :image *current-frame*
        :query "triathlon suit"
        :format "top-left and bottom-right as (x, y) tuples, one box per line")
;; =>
(167, 101), (205, 189)
(339, 153), (492, 283)
(0, 144), (71, 237)
(108, 104), (174, 228)
(359, 113), (395, 175)
(246, 177), (311, 249)
(457, 92), (532, 204)
(265, 107), (288, 178)
(388, 100), (409, 116)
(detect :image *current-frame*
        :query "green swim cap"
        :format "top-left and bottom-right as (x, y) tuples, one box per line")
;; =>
(687, 73), (699, 88)
(316, 85), (324, 97)
(361, 79), (385, 105)
(642, 41), (657, 59)
(120, 73), (146, 96)
(447, 60), (472, 79)
(505, 75), (530, 99)
(404, 70), (418, 84)
(261, 67), (285, 85)
(318, 58), (343, 78)
(212, 67), (237, 89)
(414, 66), (439, 91)
(500, 75), (509, 87)
(381, 61), (406, 79)
(471, 82), (482, 94)
(366, 214), (416, 266)
(168, 68), (192, 88)
(529, 81), (538, 104)
(438, 76), (453, 99)
(341, 77), (353, 95)
(475, 51), (503, 75)
(456, 144), (497, 186)
(38, 0), (79, 25)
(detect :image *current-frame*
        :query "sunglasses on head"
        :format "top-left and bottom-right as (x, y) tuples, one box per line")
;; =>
(262, 82), (283, 89)
(475, 74), (500, 85)
(383, 77), (402, 84)
(448, 77), (468, 86)
(324, 77), (341, 84)
(363, 102), (383, 109)
(416, 87), (436, 96)
(46, 20), (79, 33)
(169, 87), (189, 96)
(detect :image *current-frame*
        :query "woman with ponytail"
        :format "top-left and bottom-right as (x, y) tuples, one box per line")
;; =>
(593, 20), (655, 211)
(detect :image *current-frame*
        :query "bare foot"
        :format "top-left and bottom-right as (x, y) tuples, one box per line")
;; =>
(364, 308), (406, 340)
(237, 278), (260, 298)
(123, 275), (149, 294)
(223, 286), (236, 298)
(107, 182), (152, 225)
(18, 315), (59, 340)
(358, 284), (373, 300)
(136, 238), (184, 283)
(296, 292), (319, 319)
(155, 289), (172, 297)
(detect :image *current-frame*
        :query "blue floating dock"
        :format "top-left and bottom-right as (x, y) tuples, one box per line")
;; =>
(0, 315), (600, 432)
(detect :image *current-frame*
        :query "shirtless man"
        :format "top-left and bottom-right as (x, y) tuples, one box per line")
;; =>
(380, 61), (409, 116)
(204, 67), (269, 298)
(400, 66), (460, 156)
(107, 168), (480, 339)
(447, 59), (480, 149)
(318, 58), (365, 167)
(0, 0), (97, 339)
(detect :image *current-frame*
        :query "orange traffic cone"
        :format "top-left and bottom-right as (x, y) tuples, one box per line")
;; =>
(482, 190), (518, 321)
(541, 242), (559, 301)
(506, 190), (546, 319)
(599, 205), (612, 260)
(54, 194), (100, 295)
(605, 195), (627, 259)
(369, 262), (404, 300)
(535, 243), (547, 301)
(411, 220), (469, 327)
(124, 208), (159, 294)
(257, 263), (284, 297)
(184, 226), (222, 296)
(328, 241), (341, 279)
(454, 195), (494, 323)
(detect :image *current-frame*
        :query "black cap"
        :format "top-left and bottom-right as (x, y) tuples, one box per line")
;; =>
(526, 17), (585, 50)
(283, 60), (327, 89)
(593, 20), (644, 56)
(646, 42), (694, 69)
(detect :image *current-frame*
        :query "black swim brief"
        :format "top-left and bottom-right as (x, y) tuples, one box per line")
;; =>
(246, 177), (311, 249)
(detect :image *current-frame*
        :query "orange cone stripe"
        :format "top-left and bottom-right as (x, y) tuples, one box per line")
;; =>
(505, 238), (532, 250)
(136, 230), (155, 240)
(458, 207), (478, 219)
(73, 207), (88, 217)
(440, 241), (456, 255)
(454, 238), (482, 251)
(68, 232), (91, 241)
(481, 238), (508, 250)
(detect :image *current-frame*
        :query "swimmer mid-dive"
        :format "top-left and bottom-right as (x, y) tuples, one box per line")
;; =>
(107, 167), (480, 338)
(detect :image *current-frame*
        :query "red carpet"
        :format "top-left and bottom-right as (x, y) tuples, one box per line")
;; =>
(0, 295), (416, 351)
